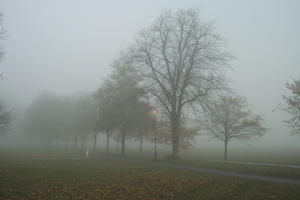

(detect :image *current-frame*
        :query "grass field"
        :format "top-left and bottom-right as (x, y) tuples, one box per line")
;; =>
(0, 157), (300, 200)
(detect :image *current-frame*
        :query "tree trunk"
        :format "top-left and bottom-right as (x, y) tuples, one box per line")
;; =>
(224, 139), (228, 161)
(171, 116), (180, 159)
(121, 130), (126, 156)
(139, 135), (143, 153)
(93, 132), (98, 155)
(106, 132), (110, 153)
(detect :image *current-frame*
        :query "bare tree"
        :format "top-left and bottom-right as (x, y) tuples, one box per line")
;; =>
(0, 13), (5, 63)
(0, 103), (11, 136)
(282, 79), (300, 136)
(199, 96), (266, 160)
(130, 8), (231, 158)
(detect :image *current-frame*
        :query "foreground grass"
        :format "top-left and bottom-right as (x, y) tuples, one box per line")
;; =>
(0, 159), (300, 200)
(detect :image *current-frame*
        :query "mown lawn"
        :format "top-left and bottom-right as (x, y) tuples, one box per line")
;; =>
(0, 159), (299, 200)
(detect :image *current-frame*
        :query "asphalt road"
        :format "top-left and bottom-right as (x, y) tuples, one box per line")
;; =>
(188, 158), (300, 169)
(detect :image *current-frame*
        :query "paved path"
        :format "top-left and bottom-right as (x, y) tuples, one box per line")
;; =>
(105, 157), (300, 186)
(188, 158), (300, 169)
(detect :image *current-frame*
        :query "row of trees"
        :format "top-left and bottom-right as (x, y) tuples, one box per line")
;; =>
(23, 94), (97, 150)
(21, 8), (271, 160)
(21, 79), (267, 160)
(22, 58), (199, 156)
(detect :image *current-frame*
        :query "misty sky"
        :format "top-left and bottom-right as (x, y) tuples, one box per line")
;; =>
(1, 0), (300, 148)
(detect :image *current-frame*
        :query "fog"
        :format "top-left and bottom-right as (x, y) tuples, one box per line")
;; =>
(1, 0), (300, 158)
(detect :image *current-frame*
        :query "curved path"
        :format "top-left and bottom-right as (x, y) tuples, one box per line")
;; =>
(188, 158), (300, 169)
(106, 157), (300, 185)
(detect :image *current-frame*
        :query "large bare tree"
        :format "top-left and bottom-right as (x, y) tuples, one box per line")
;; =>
(282, 79), (300, 136)
(130, 8), (231, 158)
(199, 96), (266, 160)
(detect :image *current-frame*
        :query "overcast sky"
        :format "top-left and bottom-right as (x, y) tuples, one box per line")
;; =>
(1, 0), (300, 148)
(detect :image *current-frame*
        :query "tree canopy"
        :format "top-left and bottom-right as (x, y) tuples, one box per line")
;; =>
(130, 8), (231, 158)
(95, 54), (149, 155)
(282, 79), (300, 136)
(199, 96), (266, 160)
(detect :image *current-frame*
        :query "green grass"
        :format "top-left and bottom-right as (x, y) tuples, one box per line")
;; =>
(0, 158), (300, 200)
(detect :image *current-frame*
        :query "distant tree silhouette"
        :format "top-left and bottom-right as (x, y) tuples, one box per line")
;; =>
(282, 79), (300, 136)
(0, 103), (11, 136)
(95, 54), (147, 156)
(199, 96), (266, 160)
